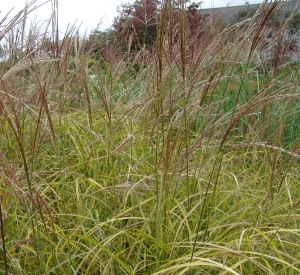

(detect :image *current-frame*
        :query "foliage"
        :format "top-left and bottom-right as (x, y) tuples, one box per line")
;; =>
(113, 0), (159, 52)
(233, 4), (300, 33)
(232, 8), (257, 24)
(111, 0), (207, 53)
(288, 11), (300, 33)
(0, 1), (299, 274)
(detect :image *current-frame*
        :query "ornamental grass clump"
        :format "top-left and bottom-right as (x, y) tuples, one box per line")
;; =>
(0, 0), (299, 274)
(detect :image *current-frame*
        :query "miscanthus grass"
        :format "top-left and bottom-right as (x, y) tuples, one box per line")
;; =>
(0, 0), (299, 274)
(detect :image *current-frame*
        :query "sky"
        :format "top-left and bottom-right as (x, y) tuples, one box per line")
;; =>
(1, 0), (264, 35)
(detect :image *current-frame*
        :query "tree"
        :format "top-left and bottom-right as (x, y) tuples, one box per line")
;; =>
(113, 0), (160, 52)
(112, 0), (208, 53)
(187, 2), (208, 38)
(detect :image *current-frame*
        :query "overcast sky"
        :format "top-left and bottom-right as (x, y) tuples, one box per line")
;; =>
(1, 0), (264, 35)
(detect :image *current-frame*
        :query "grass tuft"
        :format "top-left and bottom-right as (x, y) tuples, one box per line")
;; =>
(0, 0), (299, 273)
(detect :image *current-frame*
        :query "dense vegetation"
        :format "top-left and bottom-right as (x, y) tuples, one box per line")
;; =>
(0, 0), (299, 274)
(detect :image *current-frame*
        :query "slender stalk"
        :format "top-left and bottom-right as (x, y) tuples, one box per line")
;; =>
(0, 199), (8, 275)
